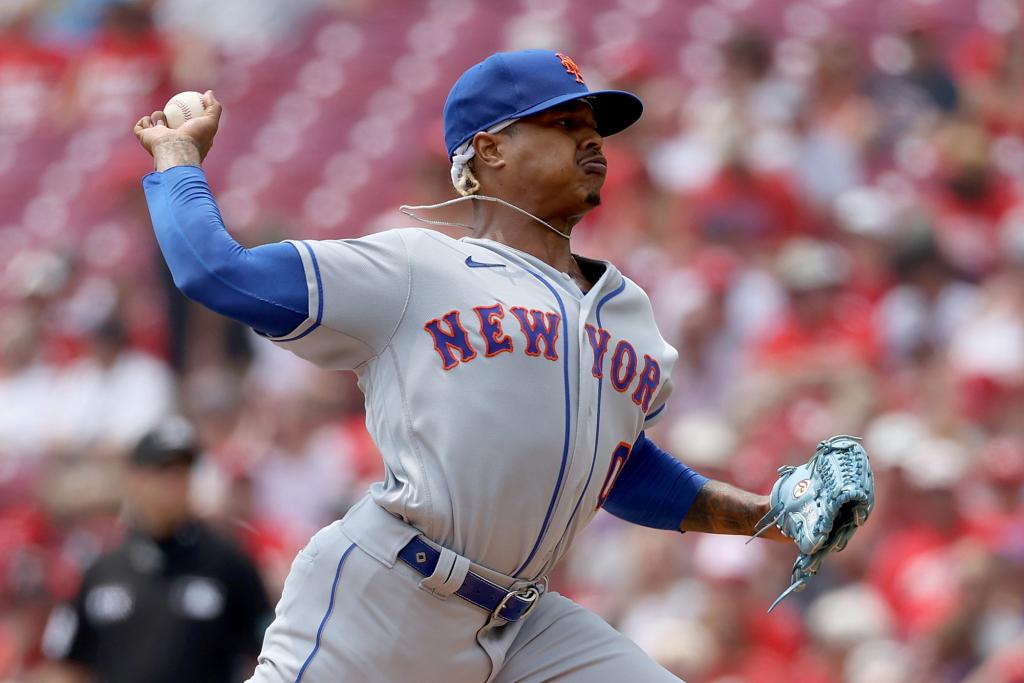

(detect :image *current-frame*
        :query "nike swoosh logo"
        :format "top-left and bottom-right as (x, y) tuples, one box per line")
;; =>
(465, 256), (505, 269)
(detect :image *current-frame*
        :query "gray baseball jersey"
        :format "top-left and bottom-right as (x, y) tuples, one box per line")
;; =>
(267, 227), (676, 581)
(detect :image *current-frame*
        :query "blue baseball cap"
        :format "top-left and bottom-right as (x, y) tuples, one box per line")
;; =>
(443, 50), (643, 158)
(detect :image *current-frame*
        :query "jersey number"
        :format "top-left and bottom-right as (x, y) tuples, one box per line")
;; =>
(596, 441), (632, 510)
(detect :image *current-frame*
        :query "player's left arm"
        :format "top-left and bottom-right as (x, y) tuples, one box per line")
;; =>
(603, 434), (788, 542)
(680, 480), (788, 541)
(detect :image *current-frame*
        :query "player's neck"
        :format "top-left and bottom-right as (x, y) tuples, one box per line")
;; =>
(478, 219), (576, 269)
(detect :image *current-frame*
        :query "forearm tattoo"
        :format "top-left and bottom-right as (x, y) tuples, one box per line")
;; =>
(680, 480), (771, 536)
(153, 139), (201, 172)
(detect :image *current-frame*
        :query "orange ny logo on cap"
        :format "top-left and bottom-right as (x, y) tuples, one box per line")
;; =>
(555, 53), (585, 84)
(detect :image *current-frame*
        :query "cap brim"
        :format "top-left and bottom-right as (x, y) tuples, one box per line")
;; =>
(514, 89), (643, 138)
(453, 89), (644, 152)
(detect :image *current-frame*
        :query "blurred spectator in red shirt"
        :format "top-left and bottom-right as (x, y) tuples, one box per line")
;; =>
(0, 2), (67, 135)
(64, 3), (171, 128)
(691, 154), (810, 250)
(960, 437), (1024, 550)
(947, 270), (1024, 431)
(738, 239), (879, 453)
(867, 440), (970, 640)
(753, 238), (879, 370)
(929, 118), (1020, 275)
(956, 30), (1024, 138)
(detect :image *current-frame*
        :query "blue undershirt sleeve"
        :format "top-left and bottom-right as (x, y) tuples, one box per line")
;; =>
(142, 165), (308, 338)
(603, 432), (710, 531)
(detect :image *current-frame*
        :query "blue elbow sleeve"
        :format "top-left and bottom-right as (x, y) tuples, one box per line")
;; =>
(143, 166), (308, 337)
(603, 433), (709, 530)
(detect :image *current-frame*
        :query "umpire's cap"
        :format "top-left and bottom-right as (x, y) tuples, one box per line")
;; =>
(132, 416), (200, 468)
(443, 50), (643, 158)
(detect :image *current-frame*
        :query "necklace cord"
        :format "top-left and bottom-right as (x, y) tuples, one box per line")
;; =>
(398, 195), (571, 241)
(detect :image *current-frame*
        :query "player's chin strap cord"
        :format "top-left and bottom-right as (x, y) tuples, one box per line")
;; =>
(399, 194), (571, 240)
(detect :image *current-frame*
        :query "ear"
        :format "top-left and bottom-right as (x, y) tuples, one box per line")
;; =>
(472, 132), (507, 170)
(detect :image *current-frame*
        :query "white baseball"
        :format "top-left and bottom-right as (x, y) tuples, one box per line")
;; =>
(163, 91), (207, 129)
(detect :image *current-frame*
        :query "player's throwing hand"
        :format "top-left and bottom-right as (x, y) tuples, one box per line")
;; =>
(133, 90), (221, 164)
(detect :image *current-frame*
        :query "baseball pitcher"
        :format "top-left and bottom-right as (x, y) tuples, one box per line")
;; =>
(133, 50), (874, 682)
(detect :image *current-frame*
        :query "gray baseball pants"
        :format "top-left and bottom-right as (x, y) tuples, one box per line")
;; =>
(247, 497), (682, 683)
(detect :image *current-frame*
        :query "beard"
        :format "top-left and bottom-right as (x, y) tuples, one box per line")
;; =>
(584, 190), (602, 207)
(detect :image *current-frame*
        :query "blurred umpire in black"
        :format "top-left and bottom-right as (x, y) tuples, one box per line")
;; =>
(40, 417), (273, 682)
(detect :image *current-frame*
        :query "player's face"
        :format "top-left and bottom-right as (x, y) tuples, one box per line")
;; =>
(500, 102), (606, 218)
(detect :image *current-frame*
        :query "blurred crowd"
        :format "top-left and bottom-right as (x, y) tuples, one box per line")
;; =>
(1, 0), (1023, 681)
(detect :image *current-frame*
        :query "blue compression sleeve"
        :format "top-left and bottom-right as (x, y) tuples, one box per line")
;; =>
(142, 166), (308, 337)
(603, 433), (710, 531)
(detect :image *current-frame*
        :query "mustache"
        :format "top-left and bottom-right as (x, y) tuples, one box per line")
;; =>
(578, 153), (607, 165)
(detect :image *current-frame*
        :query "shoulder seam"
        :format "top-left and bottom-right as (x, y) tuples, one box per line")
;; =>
(353, 229), (413, 369)
(417, 228), (477, 256)
(384, 229), (414, 354)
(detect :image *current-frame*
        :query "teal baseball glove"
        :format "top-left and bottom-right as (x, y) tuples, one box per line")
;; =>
(752, 435), (875, 612)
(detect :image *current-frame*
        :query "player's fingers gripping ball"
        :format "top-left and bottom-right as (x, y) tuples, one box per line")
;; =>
(163, 91), (207, 129)
(752, 435), (874, 612)
(141, 89), (221, 160)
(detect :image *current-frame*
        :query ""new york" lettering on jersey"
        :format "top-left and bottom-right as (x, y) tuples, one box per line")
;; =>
(423, 305), (661, 411)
